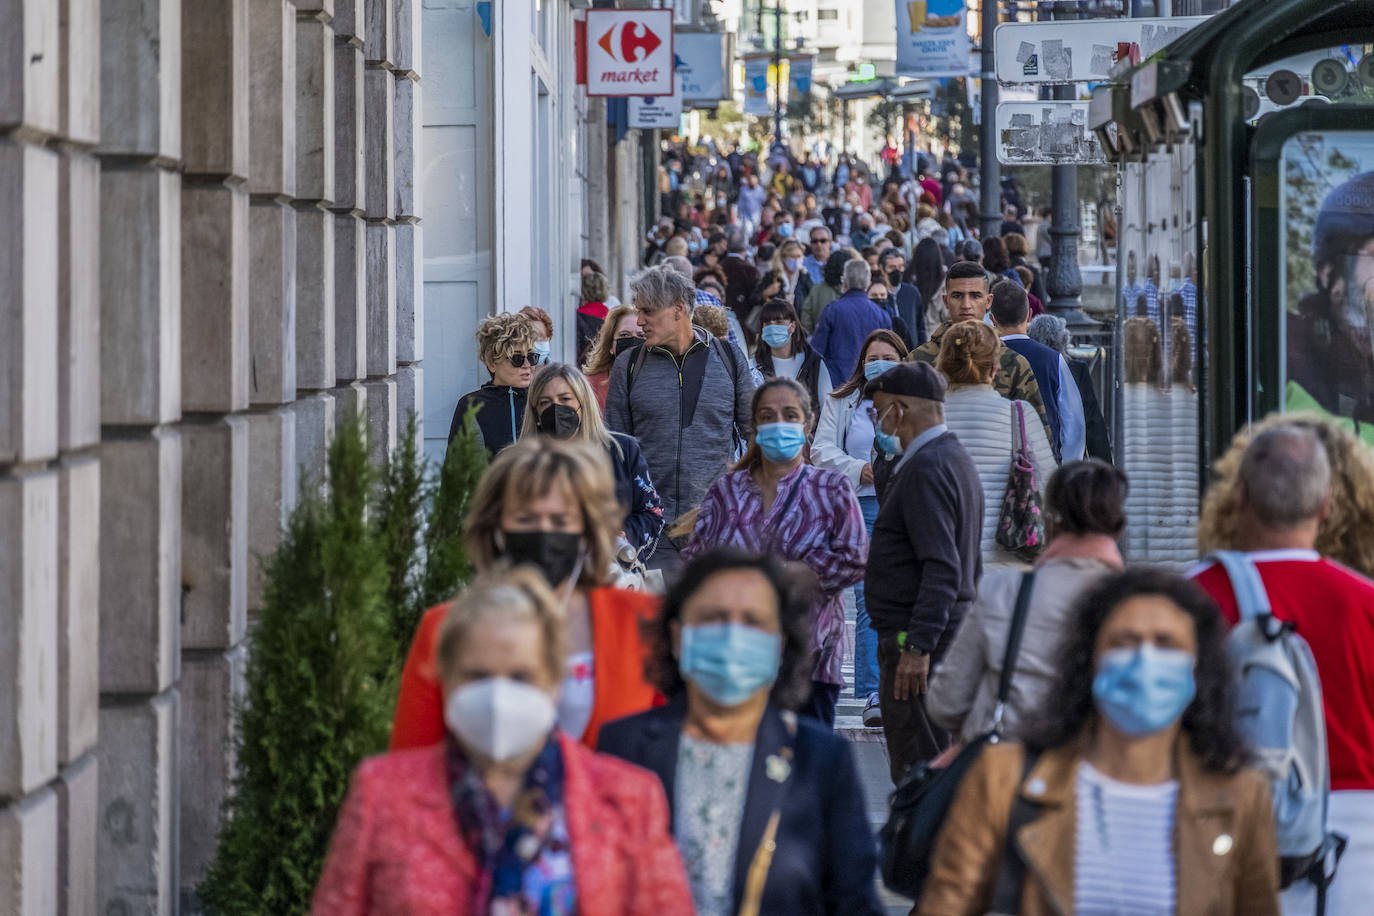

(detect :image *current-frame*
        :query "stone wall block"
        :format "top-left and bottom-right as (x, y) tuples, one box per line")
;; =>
(332, 382), (368, 430)
(294, 203), (337, 389)
(0, 470), (59, 799)
(332, 0), (362, 41)
(365, 221), (396, 377)
(392, 0), (419, 77)
(294, 15), (335, 203)
(180, 418), (248, 651)
(334, 212), (367, 382)
(248, 0), (296, 197)
(363, 377), (396, 467)
(57, 754), (98, 916)
(99, 0), (181, 158)
(332, 41), (366, 212)
(0, 0), (60, 136)
(394, 221), (422, 363)
(394, 365), (422, 450)
(61, 0), (102, 145)
(292, 392), (335, 490)
(100, 430), (181, 695)
(97, 691), (179, 916)
(393, 75), (420, 219)
(0, 141), (60, 465)
(295, 0), (335, 17)
(58, 456), (101, 766)
(59, 151), (101, 452)
(181, 0), (250, 179)
(245, 408), (296, 613)
(249, 199), (297, 405)
(178, 646), (244, 892)
(0, 787), (59, 916)
(363, 0), (393, 66)
(362, 66), (393, 221)
(181, 183), (250, 413)
(100, 166), (182, 426)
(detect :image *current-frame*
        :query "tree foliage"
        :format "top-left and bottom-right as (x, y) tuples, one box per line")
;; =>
(199, 411), (485, 914)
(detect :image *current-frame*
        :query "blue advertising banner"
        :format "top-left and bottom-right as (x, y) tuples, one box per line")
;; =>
(895, 0), (971, 79)
(743, 54), (772, 116)
(789, 56), (814, 99)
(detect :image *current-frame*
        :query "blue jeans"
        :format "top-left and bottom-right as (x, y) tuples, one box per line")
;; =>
(853, 494), (881, 698)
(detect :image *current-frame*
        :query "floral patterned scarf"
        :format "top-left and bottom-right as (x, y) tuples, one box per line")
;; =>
(445, 735), (574, 914)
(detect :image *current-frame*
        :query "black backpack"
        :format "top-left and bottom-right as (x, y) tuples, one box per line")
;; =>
(880, 572), (1039, 904)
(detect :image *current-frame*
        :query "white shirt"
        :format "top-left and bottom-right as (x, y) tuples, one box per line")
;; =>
(556, 651), (595, 741)
(1074, 761), (1178, 916)
(769, 352), (834, 403)
(845, 398), (877, 497)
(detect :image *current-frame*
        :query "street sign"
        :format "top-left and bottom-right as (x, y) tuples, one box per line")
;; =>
(994, 17), (1210, 85)
(586, 10), (675, 97)
(675, 32), (727, 102)
(895, 0), (971, 79)
(630, 83), (683, 129)
(996, 101), (1106, 165)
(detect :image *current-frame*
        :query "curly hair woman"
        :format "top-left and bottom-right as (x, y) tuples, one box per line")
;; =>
(1198, 411), (1374, 578)
(597, 548), (884, 916)
(917, 568), (1279, 916)
(447, 311), (542, 457)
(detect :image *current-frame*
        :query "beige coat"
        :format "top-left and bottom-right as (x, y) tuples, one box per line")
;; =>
(917, 739), (1280, 916)
(926, 557), (1115, 744)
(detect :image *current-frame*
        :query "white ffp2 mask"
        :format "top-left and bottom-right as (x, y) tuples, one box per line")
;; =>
(444, 677), (557, 762)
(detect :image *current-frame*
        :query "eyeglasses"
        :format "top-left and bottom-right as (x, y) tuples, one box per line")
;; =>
(508, 352), (543, 368)
(811, 237), (831, 245)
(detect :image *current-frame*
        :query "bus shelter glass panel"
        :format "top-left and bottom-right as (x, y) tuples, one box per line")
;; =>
(1117, 140), (1201, 567)
(1280, 131), (1374, 446)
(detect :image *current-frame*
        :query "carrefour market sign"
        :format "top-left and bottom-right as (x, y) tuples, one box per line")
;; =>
(586, 10), (675, 97)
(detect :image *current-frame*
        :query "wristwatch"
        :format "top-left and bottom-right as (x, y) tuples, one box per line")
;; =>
(896, 631), (928, 657)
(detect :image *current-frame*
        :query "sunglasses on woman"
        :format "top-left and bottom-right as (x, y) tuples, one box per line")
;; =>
(508, 352), (543, 368)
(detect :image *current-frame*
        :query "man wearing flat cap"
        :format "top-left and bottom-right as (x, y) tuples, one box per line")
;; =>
(861, 362), (984, 783)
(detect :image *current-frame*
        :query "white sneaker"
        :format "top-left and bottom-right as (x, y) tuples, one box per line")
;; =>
(862, 692), (883, 727)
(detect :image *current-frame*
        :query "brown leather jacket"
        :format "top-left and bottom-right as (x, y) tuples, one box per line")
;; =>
(916, 739), (1280, 916)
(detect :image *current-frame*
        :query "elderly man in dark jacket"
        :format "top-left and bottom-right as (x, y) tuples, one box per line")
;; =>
(605, 264), (756, 572)
(810, 258), (892, 385)
(863, 362), (984, 783)
(718, 227), (760, 336)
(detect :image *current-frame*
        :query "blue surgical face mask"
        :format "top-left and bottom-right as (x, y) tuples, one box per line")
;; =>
(689, 241), (701, 253)
(755, 421), (806, 462)
(874, 404), (905, 456)
(760, 324), (792, 349)
(777, 223), (794, 237)
(1092, 643), (1196, 736)
(679, 622), (782, 707)
(533, 340), (552, 360)
(784, 257), (802, 272)
(864, 358), (898, 381)
(843, 202), (853, 213)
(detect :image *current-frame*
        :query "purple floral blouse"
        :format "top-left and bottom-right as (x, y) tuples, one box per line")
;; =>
(683, 463), (868, 685)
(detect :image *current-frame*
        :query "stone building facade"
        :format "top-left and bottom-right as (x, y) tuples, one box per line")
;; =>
(1, 0), (422, 911)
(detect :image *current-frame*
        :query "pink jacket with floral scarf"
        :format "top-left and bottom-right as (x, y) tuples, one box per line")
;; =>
(312, 734), (693, 916)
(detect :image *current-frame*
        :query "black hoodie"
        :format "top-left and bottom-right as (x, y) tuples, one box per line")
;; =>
(447, 382), (527, 457)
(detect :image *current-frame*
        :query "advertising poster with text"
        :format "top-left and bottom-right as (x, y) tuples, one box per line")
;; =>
(895, 0), (970, 79)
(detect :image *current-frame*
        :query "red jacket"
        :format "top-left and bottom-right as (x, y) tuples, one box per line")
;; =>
(312, 737), (693, 916)
(391, 587), (661, 751)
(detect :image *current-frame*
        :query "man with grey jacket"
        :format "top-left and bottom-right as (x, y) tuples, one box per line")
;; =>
(605, 264), (756, 572)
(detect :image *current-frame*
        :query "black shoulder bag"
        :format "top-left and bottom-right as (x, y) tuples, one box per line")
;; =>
(879, 570), (1038, 900)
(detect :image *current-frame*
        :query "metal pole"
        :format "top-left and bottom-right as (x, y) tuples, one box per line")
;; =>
(773, 4), (783, 144)
(1045, 3), (1095, 327)
(979, 0), (1000, 237)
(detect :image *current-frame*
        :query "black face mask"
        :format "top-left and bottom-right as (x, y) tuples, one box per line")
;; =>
(615, 337), (642, 358)
(498, 530), (583, 588)
(537, 403), (581, 439)
(887, 270), (903, 288)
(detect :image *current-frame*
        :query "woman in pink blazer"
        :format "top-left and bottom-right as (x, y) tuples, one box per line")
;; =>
(312, 568), (692, 916)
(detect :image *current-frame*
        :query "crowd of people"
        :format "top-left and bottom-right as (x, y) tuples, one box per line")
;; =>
(307, 152), (1374, 916)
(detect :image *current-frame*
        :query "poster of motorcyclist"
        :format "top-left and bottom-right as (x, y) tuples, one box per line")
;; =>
(1283, 132), (1374, 444)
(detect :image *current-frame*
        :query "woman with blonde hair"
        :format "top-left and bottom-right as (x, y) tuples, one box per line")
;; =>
(937, 319), (1057, 566)
(1198, 412), (1374, 579)
(447, 312), (543, 457)
(315, 568), (692, 915)
(582, 303), (643, 411)
(522, 362), (663, 563)
(391, 437), (663, 753)
(773, 237), (808, 299)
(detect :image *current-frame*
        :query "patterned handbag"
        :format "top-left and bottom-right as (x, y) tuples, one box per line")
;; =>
(995, 400), (1046, 562)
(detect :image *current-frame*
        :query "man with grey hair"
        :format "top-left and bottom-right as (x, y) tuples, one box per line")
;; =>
(605, 264), (755, 572)
(811, 258), (893, 384)
(1193, 422), (1374, 915)
(719, 226), (760, 334)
